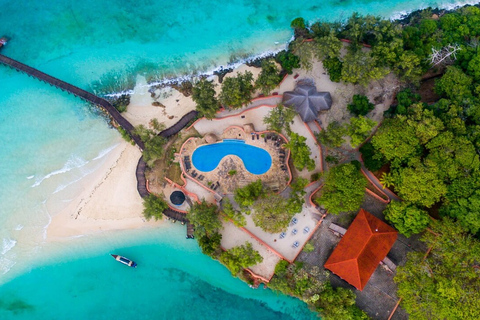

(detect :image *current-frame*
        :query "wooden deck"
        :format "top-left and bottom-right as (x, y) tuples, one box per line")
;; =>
(0, 53), (144, 150)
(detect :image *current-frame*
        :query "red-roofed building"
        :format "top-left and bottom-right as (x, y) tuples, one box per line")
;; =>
(324, 209), (398, 291)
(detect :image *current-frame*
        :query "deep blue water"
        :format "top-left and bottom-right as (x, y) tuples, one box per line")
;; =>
(192, 139), (272, 174)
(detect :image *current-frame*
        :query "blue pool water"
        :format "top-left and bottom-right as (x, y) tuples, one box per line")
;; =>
(192, 139), (272, 175)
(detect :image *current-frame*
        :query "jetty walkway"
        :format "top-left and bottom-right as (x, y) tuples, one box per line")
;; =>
(0, 50), (197, 234)
(0, 53), (144, 150)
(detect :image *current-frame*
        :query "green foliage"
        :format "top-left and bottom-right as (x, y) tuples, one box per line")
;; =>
(291, 40), (316, 71)
(359, 141), (386, 171)
(192, 78), (219, 119)
(252, 193), (298, 233)
(316, 121), (346, 148)
(314, 30), (342, 60)
(323, 57), (343, 82)
(188, 200), (222, 237)
(371, 117), (420, 163)
(117, 126), (134, 144)
(384, 201), (430, 237)
(262, 104), (297, 134)
(275, 51), (300, 74)
(394, 164), (447, 208)
(318, 162), (367, 214)
(219, 242), (263, 276)
(284, 132), (315, 171)
(112, 94), (130, 113)
(219, 71), (254, 109)
(395, 88), (421, 115)
(234, 180), (264, 208)
(221, 198), (246, 227)
(314, 283), (369, 320)
(196, 232), (222, 257)
(441, 187), (480, 235)
(395, 218), (480, 320)
(228, 170), (237, 175)
(341, 50), (389, 86)
(274, 260), (290, 276)
(302, 242), (315, 253)
(347, 116), (377, 148)
(134, 124), (167, 165)
(347, 95), (375, 116)
(290, 17), (306, 30)
(255, 59), (281, 95)
(142, 194), (168, 221)
(435, 66), (473, 102)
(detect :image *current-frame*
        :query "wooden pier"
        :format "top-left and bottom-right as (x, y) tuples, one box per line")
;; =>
(0, 50), (199, 237)
(0, 53), (144, 150)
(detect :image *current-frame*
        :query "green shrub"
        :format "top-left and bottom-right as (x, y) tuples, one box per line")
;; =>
(275, 51), (300, 74)
(359, 141), (386, 171)
(347, 94), (374, 116)
(323, 57), (343, 82)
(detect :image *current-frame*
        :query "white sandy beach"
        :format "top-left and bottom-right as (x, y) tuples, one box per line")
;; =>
(47, 141), (161, 241)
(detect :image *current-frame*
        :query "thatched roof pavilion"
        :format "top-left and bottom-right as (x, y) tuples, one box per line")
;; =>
(282, 84), (332, 122)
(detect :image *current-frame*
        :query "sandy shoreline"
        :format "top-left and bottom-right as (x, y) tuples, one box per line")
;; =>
(47, 141), (161, 241)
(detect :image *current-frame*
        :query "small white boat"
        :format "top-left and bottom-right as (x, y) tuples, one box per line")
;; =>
(111, 254), (137, 268)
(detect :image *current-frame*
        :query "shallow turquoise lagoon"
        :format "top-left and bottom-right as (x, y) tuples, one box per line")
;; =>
(192, 139), (272, 174)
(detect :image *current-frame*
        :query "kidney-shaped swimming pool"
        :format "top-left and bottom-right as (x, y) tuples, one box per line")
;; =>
(192, 139), (272, 175)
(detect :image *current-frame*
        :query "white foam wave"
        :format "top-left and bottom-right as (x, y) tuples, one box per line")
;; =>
(0, 257), (16, 275)
(1, 238), (17, 255)
(104, 46), (287, 98)
(32, 155), (89, 188)
(14, 224), (23, 231)
(92, 143), (119, 161)
(26, 175), (34, 180)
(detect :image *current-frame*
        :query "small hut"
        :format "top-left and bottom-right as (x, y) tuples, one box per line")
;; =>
(282, 83), (332, 122)
(170, 191), (186, 206)
(204, 133), (218, 144)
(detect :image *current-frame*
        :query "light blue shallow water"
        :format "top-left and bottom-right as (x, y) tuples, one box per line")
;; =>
(0, 0), (478, 318)
(192, 139), (272, 174)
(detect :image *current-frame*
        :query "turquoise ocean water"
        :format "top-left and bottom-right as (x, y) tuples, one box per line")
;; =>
(0, 0), (477, 319)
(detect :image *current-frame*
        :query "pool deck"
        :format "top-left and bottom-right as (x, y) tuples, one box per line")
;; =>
(180, 126), (290, 194)
(176, 104), (325, 281)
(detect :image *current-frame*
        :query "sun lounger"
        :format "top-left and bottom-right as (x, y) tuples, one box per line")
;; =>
(256, 134), (259, 140)
(303, 227), (310, 234)
(291, 228), (298, 235)
(292, 241), (299, 248)
(279, 232), (286, 239)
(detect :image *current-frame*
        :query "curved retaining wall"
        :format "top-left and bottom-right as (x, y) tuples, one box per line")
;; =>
(135, 110), (199, 223)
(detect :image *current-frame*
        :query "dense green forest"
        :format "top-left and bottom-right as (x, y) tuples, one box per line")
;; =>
(280, 6), (480, 320)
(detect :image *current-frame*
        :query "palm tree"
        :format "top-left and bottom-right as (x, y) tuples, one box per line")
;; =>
(379, 172), (395, 189)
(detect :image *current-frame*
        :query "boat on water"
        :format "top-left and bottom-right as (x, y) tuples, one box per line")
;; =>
(0, 36), (8, 48)
(111, 254), (137, 268)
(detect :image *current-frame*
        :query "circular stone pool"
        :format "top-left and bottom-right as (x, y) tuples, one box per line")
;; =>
(192, 139), (272, 175)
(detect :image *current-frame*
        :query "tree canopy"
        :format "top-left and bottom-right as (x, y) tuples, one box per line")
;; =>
(317, 162), (367, 214)
(192, 78), (219, 119)
(263, 104), (297, 134)
(384, 200), (430, 237)
(284, 132), (315, 171)
(219, 242), (263, 276)
(395, 218), (480, 320)
(188, 200), (222, 237)
(234, 179), (264, 208)
(142, 194), (169, 221)
(219, 71), (255, 109)
(347, 94), (375, 116)
(255, 59), (281, 95)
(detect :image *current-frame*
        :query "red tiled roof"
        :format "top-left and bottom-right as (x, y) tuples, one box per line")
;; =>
(324, 209), (398, 291)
